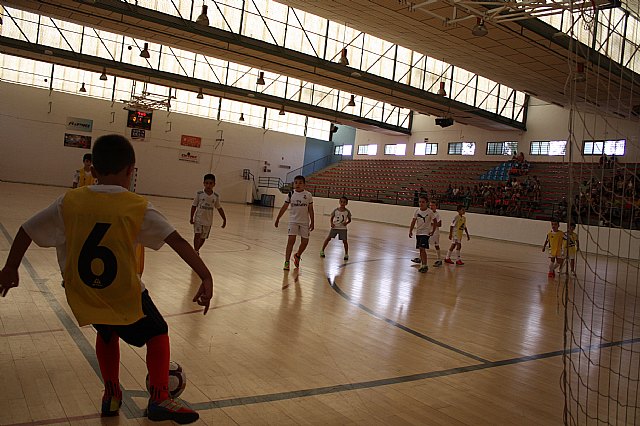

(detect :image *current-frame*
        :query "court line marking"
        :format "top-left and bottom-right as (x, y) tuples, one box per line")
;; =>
(327, 274), (490, 363)
(0, 328), (64, 337)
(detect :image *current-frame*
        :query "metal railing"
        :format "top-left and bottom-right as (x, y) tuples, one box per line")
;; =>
(258, 176), (284, 188)
(286, 154), (345, 183)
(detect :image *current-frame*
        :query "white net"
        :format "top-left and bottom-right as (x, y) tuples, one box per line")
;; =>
(562, 3), (640, 424)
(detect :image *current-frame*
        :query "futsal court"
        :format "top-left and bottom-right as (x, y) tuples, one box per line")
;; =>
(2, 181), (637, 425)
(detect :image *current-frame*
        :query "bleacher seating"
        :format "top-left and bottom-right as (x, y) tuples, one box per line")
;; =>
(303, 159), (624, 210)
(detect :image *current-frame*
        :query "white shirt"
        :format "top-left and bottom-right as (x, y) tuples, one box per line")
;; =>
(414, 208), (435, 235)
(431, 210), (442, 234)
(286, 190), (313, 224)
(192, 190), (221, 226)
(23, 186), (175, 278)
(332, 208), (351, 230)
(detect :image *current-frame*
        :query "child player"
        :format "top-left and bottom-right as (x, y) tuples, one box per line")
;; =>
(411, 200), (443, 266)
(320, 196), (352, 260)
(275, 175), (314, 270)
(190, 173), (227, 255)
(563, 223), (579, 275)
(0, 134), (213, 424)
(409, 195), (436, 273)
(445, 205), (470, 265)
(542, 220), (564, 278)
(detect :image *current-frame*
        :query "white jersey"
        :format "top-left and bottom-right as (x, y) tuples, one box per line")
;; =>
(431, 210), (442, 234)
(286, 190), (313, 224)
(192, 190), (221, 226)
(414, 208), (435, 235)
(332, 208), (351, 230)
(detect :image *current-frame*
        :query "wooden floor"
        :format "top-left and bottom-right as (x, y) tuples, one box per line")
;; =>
(0, 181), (637, 425)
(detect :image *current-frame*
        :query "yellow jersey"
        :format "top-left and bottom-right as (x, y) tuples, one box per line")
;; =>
(77, 168), (96, 187)
(452, 215), (466, 239)
(564, 231), (578, 255)
(61, 187), (148, 326)
(547, 230), (565, 257)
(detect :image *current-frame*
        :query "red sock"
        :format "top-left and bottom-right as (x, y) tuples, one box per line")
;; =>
(147, 334), (170, 402)
(96, 332), (121, 399)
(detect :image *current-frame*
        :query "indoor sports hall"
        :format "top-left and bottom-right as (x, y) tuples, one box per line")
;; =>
(1, 1), (640, 425)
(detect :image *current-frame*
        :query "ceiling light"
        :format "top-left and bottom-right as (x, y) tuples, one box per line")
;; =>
(196, 4), (209, 26)
(347, 94), (356, 107)
(279, 105), (285, 115)
(574, 63), (586, 82)
(437, 81), (447, 96)
(140, 42), (150, 59)
(197, 88), (204, 99)
(472, 18), (488, 37)
(79, 82), (87, 93)
(99, 68), (107, 81)
(339, 48), (349, 66)
(257, 71), (265, 85)
(239, 113), (245, 121)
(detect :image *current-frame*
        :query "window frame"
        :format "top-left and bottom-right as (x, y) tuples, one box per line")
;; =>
(414, 142), (438, 155)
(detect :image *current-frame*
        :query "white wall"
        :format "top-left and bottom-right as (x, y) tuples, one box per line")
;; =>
(312, 197), (640, 259)
(0, 82), (307, 203)
(353, 98), (640, 163)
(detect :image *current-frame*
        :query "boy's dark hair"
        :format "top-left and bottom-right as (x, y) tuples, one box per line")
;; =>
(204, 173), (215, 182)
(294, 175), (305, 183)
(92, 134), (135, 176)
(419, 195), (428, 202)
(82, 153), (92, 162)
(456, 204), (464, 212)
(340, 196), (348, 203)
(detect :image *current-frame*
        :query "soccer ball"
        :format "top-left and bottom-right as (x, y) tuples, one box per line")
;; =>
(145, 360), (187, 398)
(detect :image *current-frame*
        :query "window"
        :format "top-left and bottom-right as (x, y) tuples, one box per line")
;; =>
(384, 143), (406, 156)
(583, 139), (625, 156)
(486, 141), (518, 156)
(414, 142), (438, 155)
(530, 141), (567, 156)
(357, 144), (378, 155)
(448, 142), (476, 156)
(334, 145), (353, 155)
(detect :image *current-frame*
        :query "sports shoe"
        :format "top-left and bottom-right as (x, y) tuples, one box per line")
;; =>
(147, 398), (199, 424)
(101, 395), (122, 417)
(411, 258), (421, 263)
(456, 260), (464, 265)
(418, 265), (428, 273)
(433, 260), (443, 267)
(320, 250), (325, 258)
(343, 254), (349, 260)
(548, 271), (555, 278)
(444, 258), (454, 264)
(293, 253), (301, 268)
(283, 261), (290, 271)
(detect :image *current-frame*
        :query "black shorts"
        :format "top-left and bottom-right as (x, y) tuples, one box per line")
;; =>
(416, 235), (430, 249)
(93, 290), (168, 347)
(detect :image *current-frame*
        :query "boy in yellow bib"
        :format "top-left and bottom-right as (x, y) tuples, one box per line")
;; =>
(72, 153), (97, 187)
(563, 223), (579, 275)
(542, 220), (564, 278)
(0, 135), (213, 424)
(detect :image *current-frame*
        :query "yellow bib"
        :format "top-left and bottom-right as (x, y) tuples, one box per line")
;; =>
(62, 187), (148, 326)
(77, 168), (95, 187)
(547, 230), (564, 256)
(455, 215), (466, 239)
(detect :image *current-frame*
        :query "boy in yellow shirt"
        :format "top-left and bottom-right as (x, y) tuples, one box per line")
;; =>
(542, 220), (564, 278)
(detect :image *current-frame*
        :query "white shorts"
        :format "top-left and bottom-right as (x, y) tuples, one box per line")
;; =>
(194, 223), (211, 239)
(452, 235), (463, 244)
(288, 223), (310, 239)
(430, 231), (440, 246)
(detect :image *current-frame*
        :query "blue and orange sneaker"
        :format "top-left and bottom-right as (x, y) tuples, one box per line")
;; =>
(101, 395), (122, 417)
(147, 398), (199, 424)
